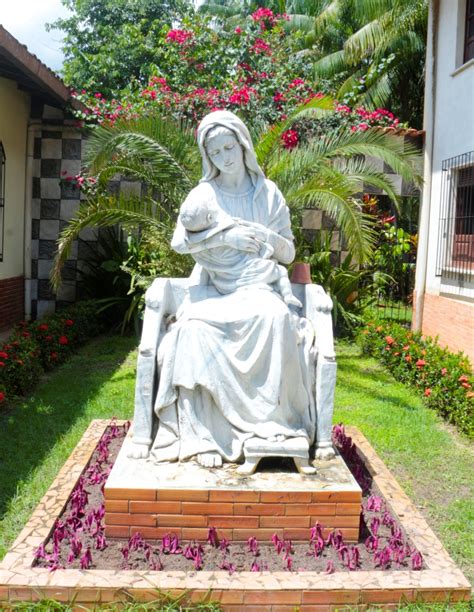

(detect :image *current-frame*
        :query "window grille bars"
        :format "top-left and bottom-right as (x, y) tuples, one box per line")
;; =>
(0, 142), (5, 262)
(436, 151), (474, 284)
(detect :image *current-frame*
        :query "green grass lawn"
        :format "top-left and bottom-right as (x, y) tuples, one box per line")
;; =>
(0, 334), (472, 610)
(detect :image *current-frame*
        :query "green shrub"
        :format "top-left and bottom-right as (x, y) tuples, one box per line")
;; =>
(358, 320), (473, 437)
(0, 300), (105, 407)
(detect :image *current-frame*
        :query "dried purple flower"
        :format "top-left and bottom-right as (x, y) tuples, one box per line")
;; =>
(219, 560), (236, 574)
(366, 495), (383, 512)
(207, 527), (219, 548)
(325, 559), (335, 574)
(411, 550), (423, 570)
(251, 560), (261, 572)
(79, 547), (93, 569)
(247, 536), (259, 556)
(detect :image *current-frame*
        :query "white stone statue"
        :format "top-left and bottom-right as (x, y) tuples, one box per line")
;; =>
(129, 110), (337, 473)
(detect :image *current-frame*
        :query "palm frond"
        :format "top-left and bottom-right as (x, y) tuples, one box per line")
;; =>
(51, 195), (169, 290)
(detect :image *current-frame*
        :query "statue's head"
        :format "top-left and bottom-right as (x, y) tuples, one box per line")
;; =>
(197, 111), (264, 185)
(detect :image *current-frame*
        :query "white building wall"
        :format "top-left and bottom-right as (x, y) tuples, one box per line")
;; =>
(425, 0), (474, 299)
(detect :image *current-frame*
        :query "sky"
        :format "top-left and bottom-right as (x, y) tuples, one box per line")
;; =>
(1, 0), (70, 73)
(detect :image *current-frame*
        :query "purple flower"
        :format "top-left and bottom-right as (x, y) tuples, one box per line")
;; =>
(219, 559), (235, 574)
(366, 495), (383, 512)
(247, 536), (259, 556)
(79, 547), (93, 569)
(325, 560), (335, 574)
(207, 527), (218, 548)
(411, 550), (423, 570)
(370, 516), (380, 536)
(95, 533), (107, 551)
(365, 534), (379, 552)
(251, 560), (261, 572)
(34, 543), (46, 561)
(219, 538), (230, 552)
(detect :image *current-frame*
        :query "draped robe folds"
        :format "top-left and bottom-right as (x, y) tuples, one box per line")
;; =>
(151, 177), (316, 462)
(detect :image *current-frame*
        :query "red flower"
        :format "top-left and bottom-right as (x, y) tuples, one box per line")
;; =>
(250, 38), (272, 55)
(458, 375), (469, 383)
(0, 362), (4, 367)
(424, 388), (432, 397)
(405, 355), (412, 362)
(59, 336), (69, 346)
(234, 26), (242, 34)
(416, 359), (426, 368)
(50, 352), (58, 360)
(165, 29), (193, 45)
(0, 391), (5, 403)
(65, 319), (74, 327)
(38, 324), (49, 331)
(385, 336), (395, 345)
(0, 351), (8, 359)
(281, 129), (299, 149)
(462, 382), (472, 389)
(22, 331), (30, 338)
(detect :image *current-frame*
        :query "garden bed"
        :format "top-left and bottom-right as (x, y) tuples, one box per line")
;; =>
(34, 421), (422, 575)
(0, 420), (470, 609)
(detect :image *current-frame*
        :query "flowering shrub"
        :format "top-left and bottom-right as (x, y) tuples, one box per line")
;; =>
(70, 10), (403, 134)
(0, 301), (105, 408)
(358, 321), (473, 437)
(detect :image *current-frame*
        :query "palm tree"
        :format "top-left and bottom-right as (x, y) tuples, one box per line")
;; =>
(312, 0), (428, 125)
(52, 99), (422, 288)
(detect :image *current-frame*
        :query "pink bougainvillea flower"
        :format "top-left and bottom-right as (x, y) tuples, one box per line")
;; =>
(165, 29), (193, 45)
(325, 559), (335, 574)
(234, 26), (242, 34)
(207, 527), (218, 548)
(411, 550), (423, 570)
(415, 359), (426, 368)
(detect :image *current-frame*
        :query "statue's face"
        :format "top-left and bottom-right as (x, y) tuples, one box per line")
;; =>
(205, 130), (245, 176)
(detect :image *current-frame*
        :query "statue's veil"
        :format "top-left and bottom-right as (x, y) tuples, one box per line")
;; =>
(197, 111), (265, 187)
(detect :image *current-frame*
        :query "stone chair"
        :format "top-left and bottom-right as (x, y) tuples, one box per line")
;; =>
(131, 270), (337, 473)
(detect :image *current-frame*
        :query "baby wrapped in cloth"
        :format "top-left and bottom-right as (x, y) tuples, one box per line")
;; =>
(179, 195), (302, 307)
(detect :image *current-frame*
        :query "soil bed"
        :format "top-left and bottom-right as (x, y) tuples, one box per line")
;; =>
(34, 422), (424, 574)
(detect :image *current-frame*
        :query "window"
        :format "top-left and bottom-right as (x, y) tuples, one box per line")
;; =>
(0, 142), (5, 262)
(465, 0), (474, 62)
(436, 151), (474, 283)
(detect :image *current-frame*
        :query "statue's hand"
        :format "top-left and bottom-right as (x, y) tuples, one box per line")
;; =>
(236, 219), (269, 243)
(223, 225), (262, 253)
(127, 442), (150, 460)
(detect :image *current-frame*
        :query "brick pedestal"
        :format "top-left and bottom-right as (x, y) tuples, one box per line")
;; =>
(104, 433), (362, 543)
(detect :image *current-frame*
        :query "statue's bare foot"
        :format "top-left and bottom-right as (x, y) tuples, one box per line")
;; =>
(268, 434), (286, 443)
(315, 445), (336, 460)
(127, 442), (150, 459)
(197, 452), (223, 468)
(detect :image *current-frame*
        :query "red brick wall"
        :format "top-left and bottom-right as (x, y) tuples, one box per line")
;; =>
(421, 293), (474, 364)
(0, 276), (24, 332)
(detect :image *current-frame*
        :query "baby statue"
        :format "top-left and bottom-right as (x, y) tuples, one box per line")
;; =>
(179, 195), (302, 308)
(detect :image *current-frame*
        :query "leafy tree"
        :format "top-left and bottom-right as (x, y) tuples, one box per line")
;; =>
(48, 0), (191, 97)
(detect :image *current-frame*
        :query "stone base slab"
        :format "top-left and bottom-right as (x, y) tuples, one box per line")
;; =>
(0, 420), (470, 609)
(104, 432), (361, 542)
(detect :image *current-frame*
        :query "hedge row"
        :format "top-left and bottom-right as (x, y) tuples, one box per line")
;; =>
(358, 320), (473, 438)
(0, 301), (105, 406)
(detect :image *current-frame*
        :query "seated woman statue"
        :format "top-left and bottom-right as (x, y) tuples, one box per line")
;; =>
(130, 110), (321, 469)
